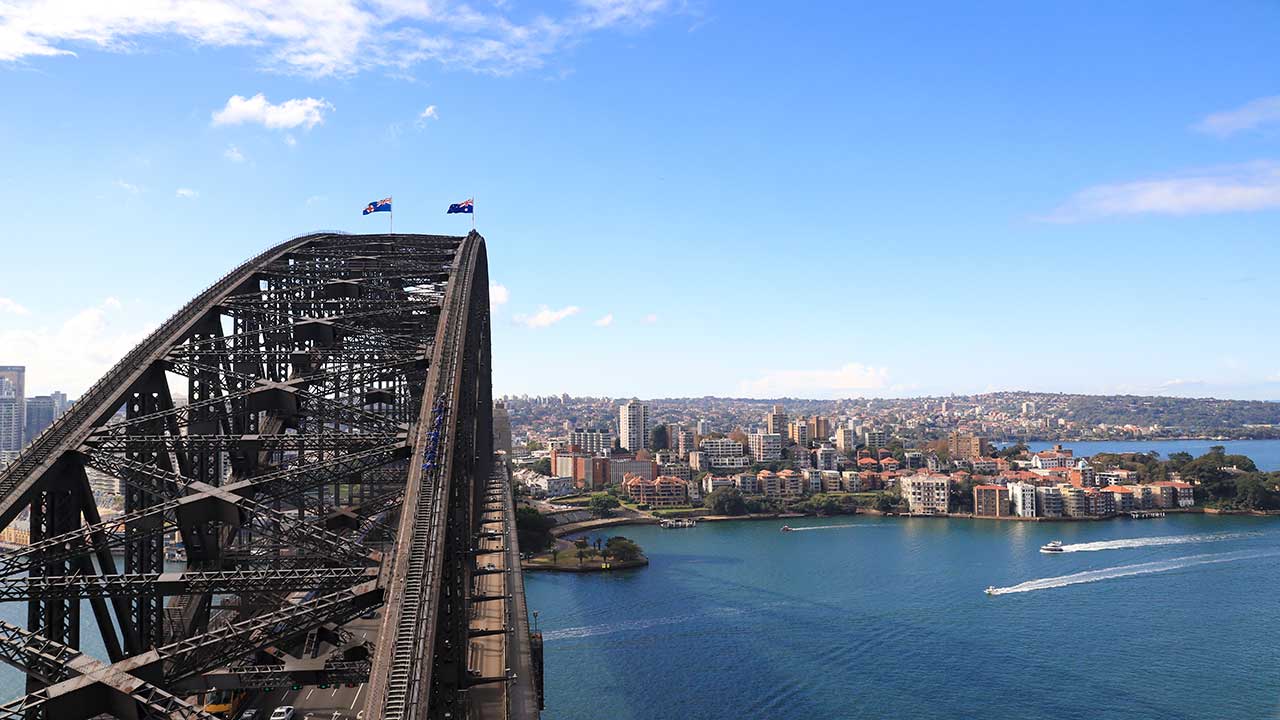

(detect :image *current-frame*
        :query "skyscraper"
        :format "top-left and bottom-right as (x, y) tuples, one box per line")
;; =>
(492, 401), (513, 455)
(24, 396), (56, 441)
(0, 367), (25, 458)
(619, 399), (650, 452)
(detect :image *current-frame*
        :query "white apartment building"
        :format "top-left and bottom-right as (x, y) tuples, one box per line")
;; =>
(815, 444), (838, 471)
(900, 475), (950, 515)
(527, 475), (575, 497)
(841, 470), (863, 493)
(748, 432), (782, 462)
(569, 427), (615, 454)
(619, 399), (650, 452)
(1007, 481), (1037, 518)
(702, 475), (736, 495)
(735, 472), (759, 494)
(863, 429), (889, 450)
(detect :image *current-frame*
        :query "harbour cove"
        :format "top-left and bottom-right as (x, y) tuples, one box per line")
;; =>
(526, 514), (1280, 720)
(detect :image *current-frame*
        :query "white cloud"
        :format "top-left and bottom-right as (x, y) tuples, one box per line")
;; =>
(1196, 96), (1280, 137)
(212, 94), (332, 130)
(1041, 161), (1280, 222)
(284, 133), (297, 147)
(0, 0), (675, 77)
(593, 313), (614, 327)
(489, 284), (509, 306)
(738, 363), (891, 398)
(224, 144), (245, 163)
(305, 195), (326, 206)
(114, 179), (139, 194)
(641, 313), (657, 325)
(514, 305), (579, 329)
(418, 104), (439, 122)
(1159, 378), (1205, 388)
(0, 297), (153, 395)
(0, 297), (29, 315)
(1267, 371), (1280, 383)
(175, 187), (197, 198)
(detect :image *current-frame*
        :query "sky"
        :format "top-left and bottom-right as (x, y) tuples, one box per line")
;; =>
(1, 1), (1279, 401)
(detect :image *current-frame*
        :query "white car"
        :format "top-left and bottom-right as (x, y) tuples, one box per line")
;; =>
(269, 707), (296, 720)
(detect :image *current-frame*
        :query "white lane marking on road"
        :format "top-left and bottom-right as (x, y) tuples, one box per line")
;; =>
(307, 688), (317, 700)
(350, 684), (366, 710)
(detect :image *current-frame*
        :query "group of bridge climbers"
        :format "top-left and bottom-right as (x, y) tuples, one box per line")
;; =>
(423, 393), (449, 473)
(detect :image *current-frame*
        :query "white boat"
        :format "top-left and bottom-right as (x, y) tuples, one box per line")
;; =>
(1040, 540), (1064, 553)
(984, 586), (997, 595)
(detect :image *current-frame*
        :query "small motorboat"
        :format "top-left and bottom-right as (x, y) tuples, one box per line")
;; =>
(1040, 540), (1064, 554)
(780, 525), (794, 533)
(984, 586), (997, 596)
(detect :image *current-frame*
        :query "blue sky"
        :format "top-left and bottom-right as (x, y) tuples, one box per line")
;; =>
(1, 1), (1279, 400)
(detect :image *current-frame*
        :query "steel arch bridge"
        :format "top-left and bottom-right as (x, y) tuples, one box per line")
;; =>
(0, 232), (539, 719)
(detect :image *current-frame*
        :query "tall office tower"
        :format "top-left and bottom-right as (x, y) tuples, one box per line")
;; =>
(0, 367), (24, 455)
(619, 399), (650, 451)
(24, 395), (56, 441)
(492, 401), (513, 455)
(50, 391), (68, 415)
(765, 405), (787, 438)
(807, 416), (832, 443)
(696, 419), (708, 436)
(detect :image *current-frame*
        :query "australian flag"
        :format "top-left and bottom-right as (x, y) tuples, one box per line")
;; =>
(363, 197), (392, 215)
(447, 198), (473, 214)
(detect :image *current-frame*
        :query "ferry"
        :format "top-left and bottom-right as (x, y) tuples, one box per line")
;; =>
(984, 586), (997, 596)
(780, 525), (795, 533)
(1040, 540), (1064, 554)
(660, 518), (698, 529)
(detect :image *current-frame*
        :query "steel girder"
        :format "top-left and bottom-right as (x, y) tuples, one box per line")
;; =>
(0, 232), (503, 719)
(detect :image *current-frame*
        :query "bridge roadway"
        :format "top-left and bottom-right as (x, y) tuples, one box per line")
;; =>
(0, 231), (540, 720)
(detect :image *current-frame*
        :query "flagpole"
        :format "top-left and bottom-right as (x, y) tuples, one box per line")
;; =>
(472, 194), (475, 231)
(390, 195), (394, 235)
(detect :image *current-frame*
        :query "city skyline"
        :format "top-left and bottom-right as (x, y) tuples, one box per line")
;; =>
(3, 3), (1280, 401)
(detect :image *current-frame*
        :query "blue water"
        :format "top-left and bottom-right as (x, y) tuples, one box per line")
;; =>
(527, 515), (1280, 720)
(1015, 439), (1280, 471)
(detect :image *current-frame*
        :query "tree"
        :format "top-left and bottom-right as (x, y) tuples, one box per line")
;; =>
(728, 428), (749, 447)
(706, 487), (748, 516)
(532, 458), (552, 476)
(605, 536), (643, 561)
(515, 507), (556, 552)
(650, 424), (669, 451)
(588, 493), (621, 517)
(874, 493), (896, 513)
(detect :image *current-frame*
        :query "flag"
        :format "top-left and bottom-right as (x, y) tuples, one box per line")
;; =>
(363, 197), (392, 215)
(447, 199), (473, 214)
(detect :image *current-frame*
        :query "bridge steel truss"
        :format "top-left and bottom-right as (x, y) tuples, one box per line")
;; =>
(0, 231), (503, 719)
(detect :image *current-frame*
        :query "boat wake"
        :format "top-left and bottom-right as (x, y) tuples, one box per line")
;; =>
(787, 524), (871, 532)
(988, 549), (1279, 596)
(1059, 531), (1261, 553)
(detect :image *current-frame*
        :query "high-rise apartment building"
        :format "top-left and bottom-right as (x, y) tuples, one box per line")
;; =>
(569, 427), (615, 455)
(787, 418), (809, 447)
(863, 428), (888, 451)
(619, 399), (650, 452)
(947, 431), (986, 461)
(748, 432), (782, 462)
(765, 405), (787, 439)
(807, 416), (831, 443)
(835, 426), (857, 453)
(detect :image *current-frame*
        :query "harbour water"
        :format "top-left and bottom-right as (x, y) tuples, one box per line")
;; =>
(526, 514), (1280, 720)
(1016, 438), (1280, 471)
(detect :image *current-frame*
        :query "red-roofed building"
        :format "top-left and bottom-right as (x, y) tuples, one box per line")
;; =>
(1151, 481), (1195, 508)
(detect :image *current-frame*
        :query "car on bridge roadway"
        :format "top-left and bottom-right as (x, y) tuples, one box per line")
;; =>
(269, 707), (297, 720)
